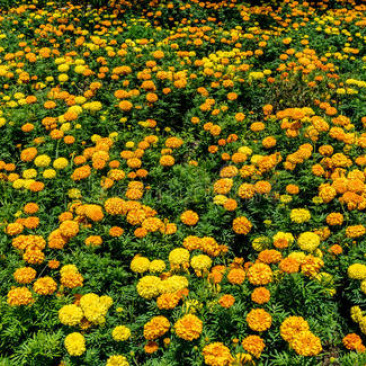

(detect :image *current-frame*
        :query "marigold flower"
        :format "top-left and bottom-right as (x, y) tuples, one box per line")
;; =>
(7, 287), (34, 306)
(218, 294), (235, 308)
(232, 216), (252, 235)
(246, 308), (272, 332)
(242, 336), (265, 358)
(203, 342), (234, 366)
(33, 276), (57, 295)
(144, 316), (170, 340)
(247, 263), (272, 286)
(64, 332), (86, 356)
(290, 331), (322, 356)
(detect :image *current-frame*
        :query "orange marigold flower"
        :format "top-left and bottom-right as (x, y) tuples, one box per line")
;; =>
(328, 244), (343, 256)
(174, 314), (203, 341)
(218, 294), (235, 308)
(232, 216), (252, 235)
(14, 267), (37, 284)
(279, 257), (300, 274)
(33, 276), (57, 295)
(180, 210), (199, 226)
(246, 308), (272, 332)
(109, 226), (124, 237)
(7, 287), (34, 306)
(343, 333), (366, 352)
(280, 316), (309, 342)
(251, 287), (271, 304)
(203, 342), (234, 366)
(227, 268), (246, 285)
(144, 341), (159, 354)
(144, 316), (170, 340)
(247, 263), (272, 285)
(23, 203), (39, 214)
(290, 331), (322, 356)
(242, 335), (265, 358)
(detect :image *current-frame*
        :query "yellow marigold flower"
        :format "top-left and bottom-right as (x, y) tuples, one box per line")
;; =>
(297, 232), (321, 252)
(34, 154), (51, 167)
(213, 195), (228, 205)
(53, 157), (69, 170)
(361, 280), (366, 294)
(22, 169), (37, 179)
(130, 256), (150, 274)
(137, 276), (161, 299)
(159, 275), (188, 294)
(64, 332), (86, 356)
(106, 355), (129, 366)
(290, 208), (311, 223)
(252, 236), (270, 251)
(43, 169), (56, 179)
(59, 220), (79, 238)
(190, 255), (212, 271)
(68, 188), (82, 199)
(169, 248), (190, 267)
(59, 304), (84, 326)
(100, 295), (113, 309)
(348, 263), (366, 280)
(174, 314), (203, 341)
(112, 326), (131, 341)
(149, 259), (166, 273)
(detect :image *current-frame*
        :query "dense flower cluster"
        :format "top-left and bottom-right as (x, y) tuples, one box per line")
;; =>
(1, 0), (366, 365)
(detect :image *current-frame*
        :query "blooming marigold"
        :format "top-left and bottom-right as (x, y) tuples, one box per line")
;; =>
(33, 276), (57, 295)
(144, 316), (170, 340)
(232, 216), (252, 235)
(297, 232), (321, 252)
(137, 276), (161, 299)
(342, 333), (366, 352)
(280, 316), (310, 342)
(289, 331), (322, 356)
(180, 210), (199, 226)
(13, 267), (37, 284)
(59, 304), (84, 326)
(251, 287), (270, 304)
(64, 332), (86, 356)
(218, 294), (235, 308)
(174, 314), (203, 341)
(227, 268), (246, 285)
(242, 335), (265, 358)
(112, 326), (131, 341)
(202, 342), (234, 366)
(348, 263), (366, 280)
(246, 308), (272, 332)
(290, 208), (311, 223)
(7, 287), (34, 306)
(106, 355), (129, 366)
(247, 263), (272, 286)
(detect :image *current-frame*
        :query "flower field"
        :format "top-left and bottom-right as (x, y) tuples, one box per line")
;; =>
(3, 0), (366, 364)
